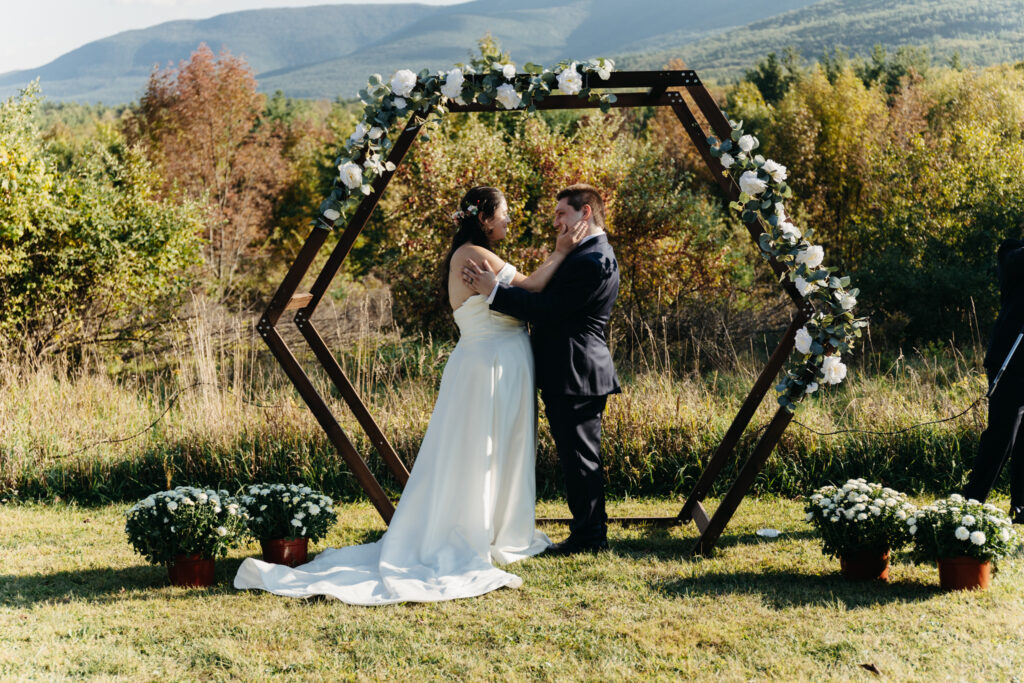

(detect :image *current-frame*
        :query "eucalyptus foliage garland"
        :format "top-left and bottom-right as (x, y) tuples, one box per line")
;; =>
(318, 52), (616, 226)
(708, 122), (869, 410)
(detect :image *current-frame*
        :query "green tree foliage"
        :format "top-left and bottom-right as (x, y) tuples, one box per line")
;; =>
(0, 84), (203, 356)
(738, 60), (1024, 343)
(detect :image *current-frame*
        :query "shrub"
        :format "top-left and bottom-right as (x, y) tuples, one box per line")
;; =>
(124, 487), (248, 564)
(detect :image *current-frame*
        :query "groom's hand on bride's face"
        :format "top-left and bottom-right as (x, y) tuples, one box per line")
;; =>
(462, 259), (497, 294)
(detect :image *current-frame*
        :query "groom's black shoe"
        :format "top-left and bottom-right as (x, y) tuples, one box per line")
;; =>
(541, 538), (609, 557)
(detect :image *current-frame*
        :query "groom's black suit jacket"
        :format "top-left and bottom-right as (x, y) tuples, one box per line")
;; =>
(491, 233), (620, 396)
(984, 239), (1024, 378)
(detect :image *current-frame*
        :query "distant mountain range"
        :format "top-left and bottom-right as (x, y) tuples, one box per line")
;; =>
(2, 0), (1022, 104)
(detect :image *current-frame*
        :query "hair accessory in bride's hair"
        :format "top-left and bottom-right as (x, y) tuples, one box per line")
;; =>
(450, 203), (480, 223)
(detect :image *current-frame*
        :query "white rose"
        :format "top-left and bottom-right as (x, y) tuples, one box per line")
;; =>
(907, 516), (917, 526)
(349, 122), (367, 144)
(441, 68), (465, 100)
(822, 355), (847, 385)
(843, 509), (855, 520)
(836, 290), (857, 311)
(795, 245), (825, 268)
(308, 504), (321, 515)
(955, 526), (970, 541)
(970, 530), (986, 545)
(869, 506), (880, 516)
(896, 510), (907, 520)
(805, 382), (819, 394)
(339, 161), (363, 189)
(738, 170), (767, 196)
(392, 97), (406, 110)
(495, 83), (522, 110)
(367, 126), (384, 140)
(794, 277), (817, 297)
(291, 518), (303, 527)
(738, 135), (757, 152)
(794, 326), (814, 354)
(501, 63), (516, 80)
(762, 159), (787, 182)
(856, 513), (868, 520)
(719, 152), (735, 169)
(949, 494), (964, 503)
(779, 221), (801, 242)
(592, 58), (614, 80)
(1000, 529), (1010, 542)
(557, 63), (583, 95)
(216, 526), (227, 537)
(166, 501), (178, 512)
(962, 515), (976, 527)
(390, 69), (417, 97)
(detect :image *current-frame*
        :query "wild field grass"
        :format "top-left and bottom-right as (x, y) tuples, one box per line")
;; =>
(1, 497), (1022, 680)
(0, 300), (993, 504)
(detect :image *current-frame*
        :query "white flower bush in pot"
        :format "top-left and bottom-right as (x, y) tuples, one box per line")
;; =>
(909, 494), (1020, 590)
(241, 483), (337, 567)
(805, 478), (917, 581)
(124, 487), (249, 587)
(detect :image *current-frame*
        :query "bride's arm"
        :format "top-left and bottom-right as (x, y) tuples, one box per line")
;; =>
(510, 220), (588, 292)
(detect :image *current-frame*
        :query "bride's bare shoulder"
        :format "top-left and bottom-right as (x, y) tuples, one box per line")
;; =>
(451, 244), (503, 271)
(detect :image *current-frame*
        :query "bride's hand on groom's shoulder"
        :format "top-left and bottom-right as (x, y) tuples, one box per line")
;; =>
(462, 258), (497, 295)
(555, 219), (588, 256)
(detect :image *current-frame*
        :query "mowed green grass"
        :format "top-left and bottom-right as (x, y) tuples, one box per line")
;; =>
(2, 497), (1022, 681)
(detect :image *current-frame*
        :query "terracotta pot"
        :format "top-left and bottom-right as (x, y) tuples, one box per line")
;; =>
(167, 553), (216, 587)
(839, 549), (890, 581)
(260, 537), (309, 567)
(937, 556), (991, 591)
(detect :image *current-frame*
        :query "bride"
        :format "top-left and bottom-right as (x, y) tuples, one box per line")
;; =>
(234, 186), (586, 604)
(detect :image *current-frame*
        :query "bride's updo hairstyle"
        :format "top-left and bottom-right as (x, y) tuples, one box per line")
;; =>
(440, 186), (505, 299)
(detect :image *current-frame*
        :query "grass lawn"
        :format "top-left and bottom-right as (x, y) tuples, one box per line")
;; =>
(2, 496), (1022, 680)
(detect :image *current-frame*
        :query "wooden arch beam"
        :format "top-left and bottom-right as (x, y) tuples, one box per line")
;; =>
(259, 70), (811, 554)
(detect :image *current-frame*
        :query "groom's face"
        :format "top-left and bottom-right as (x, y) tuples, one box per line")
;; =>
(553, 198), (589, 233)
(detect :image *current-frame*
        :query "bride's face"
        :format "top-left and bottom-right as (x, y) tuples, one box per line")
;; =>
(482, 198), (510, 242)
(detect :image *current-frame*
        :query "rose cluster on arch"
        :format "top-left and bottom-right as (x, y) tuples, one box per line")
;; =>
(318, 53), (617, 227)
(708, 121), (869, 411)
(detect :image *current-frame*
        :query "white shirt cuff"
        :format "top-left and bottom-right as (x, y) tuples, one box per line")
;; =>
(485, 282), (500, 304)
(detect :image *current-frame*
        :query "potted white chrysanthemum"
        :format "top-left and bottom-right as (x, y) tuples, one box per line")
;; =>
(805, 478), (917, 581)
(908, 494), (1019, 590)
(124, 487), (249, 587)
(241, 483), (337, 567)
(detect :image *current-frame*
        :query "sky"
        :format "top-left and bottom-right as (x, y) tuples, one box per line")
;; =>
(0, 0), (467, 74)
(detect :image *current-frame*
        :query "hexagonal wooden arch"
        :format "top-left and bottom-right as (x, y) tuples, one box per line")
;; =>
(257, 70), (813, 555)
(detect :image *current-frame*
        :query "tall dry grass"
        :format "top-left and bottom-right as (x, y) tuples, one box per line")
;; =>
(0, 294), (993, 504)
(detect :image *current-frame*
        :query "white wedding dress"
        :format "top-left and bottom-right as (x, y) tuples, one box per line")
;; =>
(234, 263), (550, 604)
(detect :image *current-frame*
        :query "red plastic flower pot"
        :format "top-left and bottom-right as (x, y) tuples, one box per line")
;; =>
(260, 538), (309, 567)
(839, 549), (890, 581)
(937, 556), (991, 591)
(167, 553), (216, 587)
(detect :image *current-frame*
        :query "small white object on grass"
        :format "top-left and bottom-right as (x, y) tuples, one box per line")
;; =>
(756, 528), (781, 538)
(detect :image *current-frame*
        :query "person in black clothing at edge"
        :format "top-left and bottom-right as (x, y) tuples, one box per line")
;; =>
(462, 184), (620, 555)
(964, 238), (1024, 524)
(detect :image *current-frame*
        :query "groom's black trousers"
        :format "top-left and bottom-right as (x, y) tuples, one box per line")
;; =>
(542, 393), (608, 543)
(964, 373), (1024, 509)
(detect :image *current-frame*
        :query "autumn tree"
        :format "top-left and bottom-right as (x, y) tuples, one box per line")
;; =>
(127, 44), (290, 299)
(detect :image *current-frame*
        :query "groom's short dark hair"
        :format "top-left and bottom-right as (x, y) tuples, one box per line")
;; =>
(557, 184), (605, 227)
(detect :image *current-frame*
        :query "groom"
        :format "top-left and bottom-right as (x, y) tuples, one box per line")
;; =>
(463, 184), (620, 555)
